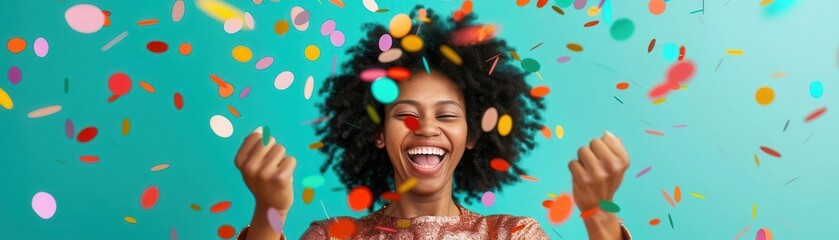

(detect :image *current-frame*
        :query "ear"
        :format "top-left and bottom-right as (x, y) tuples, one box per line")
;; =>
(466, 134), (477, 150)
(375, 129), (385, 149)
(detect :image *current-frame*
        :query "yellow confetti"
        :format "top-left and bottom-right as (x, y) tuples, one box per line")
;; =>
(190, 204), (201, 211)
(304, 45), (320, 61)
(400, 34), (423, 52)
(678, 85), (688, 90)
(555, 125), (565, 139)
(139, 81), (156, 93)
(546, 193), (557, 198)
(508, 50), (521, 61)
(688, 192), (706, 199)
(195, 0), (244, 23)
(770, 72), (786, 78)
(150, 163), (170, 172)
(754, 154), (760, 167)
(725, 49), (745, 55)
(231, 45), (253, 63)
(388, 13), (412, 38)
(396, 219), (411, 228)
(122, 118), (130, 136)
(759, 0), (774, 6)
(0, 87), (13, 110)
(439, 45), (462, 65)
(752, 203), (757, 220)
(366, 104), (381, 124)
(587, 6), (601, 16)
(497, 114), (513, 136)
(124, 216), (137, 224)
(309, 141), (324, 149)
(397, 178), (418, 194)
(652, 98), (667, 105)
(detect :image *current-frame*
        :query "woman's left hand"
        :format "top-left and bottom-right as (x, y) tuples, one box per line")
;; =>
(567, 131), (630, 216)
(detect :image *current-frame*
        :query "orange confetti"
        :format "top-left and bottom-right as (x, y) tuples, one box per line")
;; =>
(489, 158), (510, 172)
(511, 224), (526, 233)
(209, 201), (231, 213)
(674, 185), (682, 203)
(139, 81), (156, 93)
(649, 218), (661, 225)
(178, 42), (192, 56)
(227, 105), (240, 118)
(519, 174), (539, 182)
(210, 74), (234, 98)
(583, 20), (600, 27)
(644, 129), (665, 136)
(804, 106), (827, 123)
(647, 38), (656, 53)
(7, 37), (26, 53)
(328, 0), (346, 8)
(516, 0), (530, 6)
(328, 218), (357, 239)
(381, 191), (400, 201)
(616, 82), (629, 90)
(309, 142), (324, 149)
(137, 19), (160, 26)
(549, 193), (573, 224)
(567, 43), (583, 52)
(530, 86), (550, 98)
(79, 155), (100, 163)
(759, 146), (781, 158)
(348, 186), (373, 211)
(540, 125), (552, 138)
(462, 0), (474, 14)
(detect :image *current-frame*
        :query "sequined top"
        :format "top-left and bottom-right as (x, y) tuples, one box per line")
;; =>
(237, 204), (632, 239)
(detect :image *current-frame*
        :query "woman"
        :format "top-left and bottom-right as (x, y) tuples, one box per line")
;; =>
(234, 6), (631, 240)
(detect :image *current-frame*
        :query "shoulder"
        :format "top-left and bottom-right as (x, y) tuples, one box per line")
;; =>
(462, 208), (548, 239)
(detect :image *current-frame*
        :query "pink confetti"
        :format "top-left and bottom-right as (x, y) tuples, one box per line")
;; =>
(267, 207), (285, 233)
(239, 86), (251, 99)
(635, 166), (652, 178)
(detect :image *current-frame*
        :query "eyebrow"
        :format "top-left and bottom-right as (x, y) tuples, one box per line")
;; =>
(391, 99), (464, 111)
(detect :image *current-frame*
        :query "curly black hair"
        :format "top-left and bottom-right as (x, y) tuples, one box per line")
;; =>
(314, 5), (545, 211)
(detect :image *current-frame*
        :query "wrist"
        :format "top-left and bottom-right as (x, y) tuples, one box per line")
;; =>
(246, 204), (287, 240)
(582, 210), (622, 240)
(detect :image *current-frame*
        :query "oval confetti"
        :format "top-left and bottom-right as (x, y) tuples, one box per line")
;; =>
(32, 192), (57, 219)
(302, 187), (315, 204)
(151, 163), (170, 171)
(616, 82), (629, 90)
(147, 41), (168, 53)
(255, 57), (274, 70)
(759, 146), (781, 158)
(521, 58), (541, 72)
(217, 225), (235, 239)
(348, 186), (373, 211)
(7, 37), (26, 53)
(330, 30), (345, 47)
(489, 158), (510, 172)
(804, 106), (827, 122)
(649, 0), (666, 15)
(481, 107), (498, 132)
(379, 34), (392, 51)
(549, 193), (573, 224)
(555, 125), (565, 139)
(304, 75), (314, 100)
(210, 115), (234, 138)
(232, 45), (253, 62)
(389, 13), (412, 38)
(304, 45), (320, 61)
(401, 34), (424, 52)
(210, 201), (231, 213)
(756, 228), (773, 240)
(77, 127), (98, 143)
(27, 105), (62, 118)
(174, 92), (184, 110)
(497, 114), (512, 136)
(0, 87), (12, 110)
(599, 200), (620, 213)
(481, 191), (495, 207)
(530, 86), (550, 98)
(371, 77), (398, 104)
(172, 0), (185, 22)
(33, 37), (48, 57)
(378, 48), (403, 63)
(140, 185), (159, 209)
(328, 218), (357, 238)
(439, 45), (462, 65)
(274, 71), (294, 90)
(567, 43), (583, 52)
(79, 155), (99, 163)
(65, 4), (105, 34)
(810, 80), (823, 99)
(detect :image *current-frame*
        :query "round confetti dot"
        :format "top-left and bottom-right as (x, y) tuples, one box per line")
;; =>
(610, 18), (635, 41)
(649, 0), (666, 15)
(0, 87), (13, 110)
(378, 48), (403, 63)
(302, 187), (315, 204)
(8, 66), (21, 84)
(77, 127), (98, 143)
(274, 71), (294, 90)
(363, 0), (379, 12)
(304, 75), (314, 100)
(328, 218), (357, 238)
(32, 192), (56, 219)
(481, 107), (498, 132)
(521, 58), (541, 72)
(27, 105), (62, 119)
(666, 60), (695, 83)
(124, 216), (138, 224)
(210, 115), (234, 138)
(755, 86), (775, 106)
(497, 114), (513, 136)
(231, 45), (253, 63)
(172, 0), (185, 22)
(274, 20), (290, 35)
(217, 225), (235, 239)
(389, 13), (412, 38)
(140, 185), (159, 209)
(555, 125), (565, 139)
(379, 34), (392, 51)
(556, 56), (570, 63)
(330, 30), (345, 47)
(108, 72), (132, 97)
(173, 92), (184, 110)
(661, 43), (680, 62)
(810, 80), (823, 99)
(549, 193), (573, 224)
(33, 37), (48, 57)
(302, 175), (325, 188)
(400, 34), (423, 52)
(65, 4), (105, 34)
(360, 68), (386, 82)
(481, 191), (495, 207)
(540, 126), (552, 138)
(255, 57), (274, 70)
(178, 42), (192, 55)
(599, 200), (620, 213)
(616, 82), (629, 90)
(489, 158), (510, 172)
(210, 201), (231, 213)
(7, 37), (26, 53)
(756, 228), (773, 240)
(567, 43), (583, 52)
(371, 78), (399, 104)
(574, 0), (586, 9)
(304, 45), (320, 61)
(320, 19), (336, 36)
(348, 186), (373, 211)
(403, 116), (420, 131)
(147, 41), (168, 53)
(290, 7), (310, 31)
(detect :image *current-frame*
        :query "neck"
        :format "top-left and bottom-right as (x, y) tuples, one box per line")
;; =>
(384, 181), (460, 218)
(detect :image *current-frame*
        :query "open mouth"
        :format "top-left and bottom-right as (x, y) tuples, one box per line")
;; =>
(406, 146), (448, 170)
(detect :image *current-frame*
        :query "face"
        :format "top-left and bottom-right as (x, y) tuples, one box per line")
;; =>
(376, 71), (473, 196)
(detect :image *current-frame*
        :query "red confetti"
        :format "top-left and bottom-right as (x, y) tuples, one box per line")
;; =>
(210, 201), (231, 213)
(403, 116), (420, 131)
(759, 146), (781, 158)
(678, 45), (686, 61)
(140, 185), (159, 209)
(583, 20), (599, 27)
(79, 155), (100, 163)
(542, 199), (553, 208)
(804, 106), (826, 122)
(217, 225), (235, 239)
(348, 186), (373, 211)
(644, 129), (665, 136)
(489, 158), (510, 172)
(147, 41), (168, 53)
(328, 218), (357, 239)
(374, 225), (397, 233)
(648, 38), (656, 53)
(536, 0), (548, 8)
(616, 82), (629, 90)
(386, 66), (411, 81)
(173, 92), (183, 110)
(77, 127), (98, 143)
(381, 191), (400, 202)
(511, 224), (526, 233)
(649, 218), (661, 226)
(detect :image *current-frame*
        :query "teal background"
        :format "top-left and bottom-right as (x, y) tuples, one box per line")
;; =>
(2, 0), (836, 239)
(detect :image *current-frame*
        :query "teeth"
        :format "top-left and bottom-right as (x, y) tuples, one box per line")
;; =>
(406, 146), (446, 156)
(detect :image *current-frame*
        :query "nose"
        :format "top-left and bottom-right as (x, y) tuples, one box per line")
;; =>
(413, 117), (441, 137)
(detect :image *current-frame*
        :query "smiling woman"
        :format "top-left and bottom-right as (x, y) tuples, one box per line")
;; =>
(234, 5), (631, 240)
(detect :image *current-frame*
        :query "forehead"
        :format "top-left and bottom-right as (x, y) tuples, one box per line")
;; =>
(394, 71), (464, 104)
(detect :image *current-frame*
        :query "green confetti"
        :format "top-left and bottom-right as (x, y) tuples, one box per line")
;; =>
(610, 18), (635, 41)
(668, 213), (674, 229)
(64, 78), (69, 94)
(302, 175), (325, 188)
(366, 104), (381, 125)
(262, 126), (271, 146)
(520, 58), (541, 72)
(422, 56), (430, 74)
(598, 200), (621, 213)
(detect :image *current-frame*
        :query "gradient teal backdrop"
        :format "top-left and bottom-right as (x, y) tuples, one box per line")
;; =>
(2, 0), (836, 239)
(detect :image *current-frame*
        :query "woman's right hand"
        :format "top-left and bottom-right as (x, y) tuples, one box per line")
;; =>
(235, 126), (297, 219)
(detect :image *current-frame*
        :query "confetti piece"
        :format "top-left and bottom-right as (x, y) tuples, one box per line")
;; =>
(556, 56), (570, 63)
(752, 203), (757, 219)
(668, 213), (674, 228)
(662, 190), (676, 208)
(375, 225), (397, 233)
(403, 116), (420, 131)
(583, 20), (599, 27)
(649, 218), (660, 225)
(267, 207), (285, 233)
(649, 0), (666, 15)
(217, 225), (235, 239)
(389, 13), (412, 38)
(530, 86), (550, 98)
(397, 178), (418, 194)
(386, 67), (411, 81)
(555, 125), (565, 139)
(371, 77), (398, 104)
(122, 118), (130, 136)
(490, 158), (510, 172)
(804, 107), (826, 122)
(422, 57), (431, 74)
(481, 107), (498, 132)
(616, 82), (629, 90)
(137, 19), (160, 26)
(509, 50), (521, 61)
(580, 207), (599, 219)
(79, 155), (99, 163)
(348, 186), (373, 211)
(678, 46), (686, 61)
(196, 0), (244, 24)
(330, 30), (345, 47)
(274, 20), (290, 35)
(328, 218), (357, 238)
(33, 37), (48, 57)
(304, 76), (314, 100)
(363, 0), (379, 12)
(810, 81), (823, 98)
(377, 34), (393, 52)
(302, 187), (315, 204)
(759, 146), (781, 158)
(239, 86), (251, 100)
(647, 39), (656, 53)
(726, 49), (745, 55)
(378, 48), (403, 63)
(381, 191), (400, 201)
(644, 129), (664, 136)
(124, 216), (138, 224)
(599, 200), (620, 213)
(489, 56), (500, 75)
(366, 105), (381, 124)
(302, 175), (325, 188)
(756, 228), (773, 240)
(610, 18), (635, 41)
(32, 192), (56, 219)
(635, 166), (652, 178)
(440, 45), (462, 65)
(140, 185), (159, 209)
(27, 105), (62, 118)
(481, 191), (496, 207)
(172, 0), (185, 22)
(108, 72), (132, 102)
(497, 114), (513, 136)
(754, 86), (775, 106)
(540, 126), (552, 138)
(210, 201), (231, 213)
(178, 42), (191, 55)
(209, 115), (233, 138)
(567, 43), (583, 52)
(190, 204), (201, 211)
(65, 4), (105, 34)
(77, 127), (98, 143)
(548, 193), (573, 224)
(755, 154), (761, 167)
(65, 119), (74, 139)
(401, 34), (423, 52)
(520, 174), (539, 181)
(309, 141), (324, 149)
(139, 81), (156, 93)
(232, 45), (253, 62)
(7, 37), (26, 53)
(689, 192), (705, 199)
(150, 163), (170, 171)
(0, 87), (12, 110)
(262, 126), (272, 146)
(170, 227), (178, 240)
(101, 31), (128, 52)
(274, 71), (294, 90)
(674, 185), (682, 203)
(304, 45), (320, 61)
(173, 92), (184, 110)
(574, 0), (587, 10)
(521, 58), (541, 72)
(147, 41), (168, 53)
